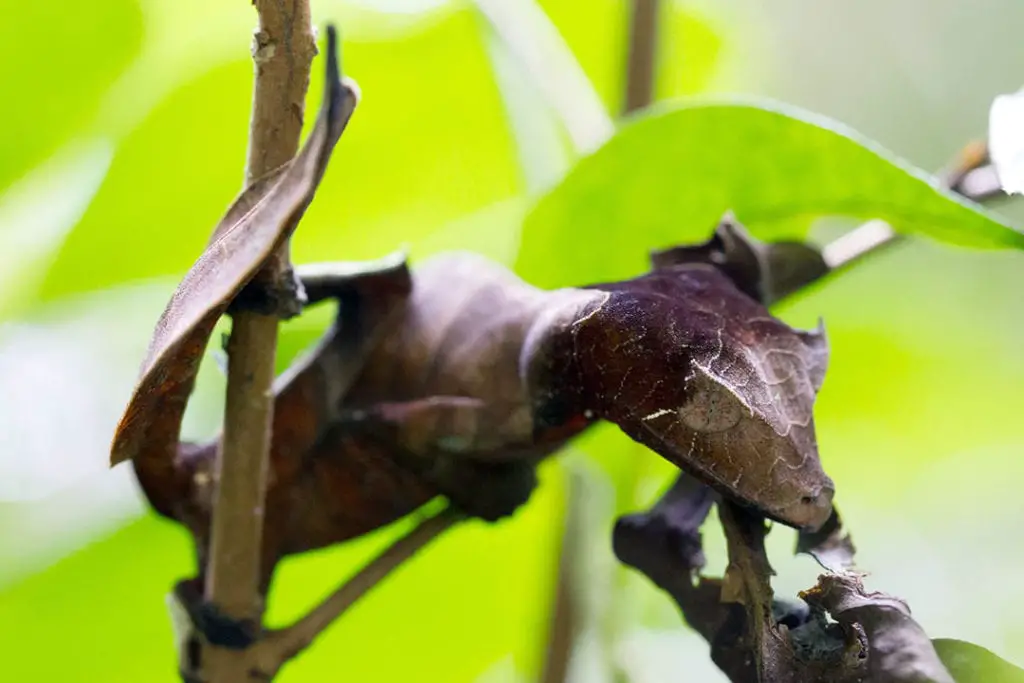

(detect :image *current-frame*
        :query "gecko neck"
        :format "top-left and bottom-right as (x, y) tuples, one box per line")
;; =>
(522, 288), (610, 439)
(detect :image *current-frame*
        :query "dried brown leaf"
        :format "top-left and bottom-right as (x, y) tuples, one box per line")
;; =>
(795, 507), (857, 572)
(803, 573), (956, 683)
(109, 28), (357, 466)
(612, 473), (728, 645)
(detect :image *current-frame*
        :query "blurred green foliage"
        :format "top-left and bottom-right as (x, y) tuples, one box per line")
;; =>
(1, 2), (1023, 682)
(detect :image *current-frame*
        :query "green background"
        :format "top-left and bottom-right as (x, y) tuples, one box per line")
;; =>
(1, 1), (1022, 681)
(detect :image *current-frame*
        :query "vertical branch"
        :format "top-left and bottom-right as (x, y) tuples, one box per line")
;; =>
(539, 470), (585, 683)
(623, 0), (660, 114)
(202, 1), (315, 681)
(246, 0), (317, 182)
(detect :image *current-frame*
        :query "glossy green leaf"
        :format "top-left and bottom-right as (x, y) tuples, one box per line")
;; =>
(478, 0), (724, 192)
(516, 99), (1024, 288)
(933, 639), (1024, 683)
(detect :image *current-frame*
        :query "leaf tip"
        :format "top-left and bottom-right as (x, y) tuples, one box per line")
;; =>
(108, 425), (133, 467)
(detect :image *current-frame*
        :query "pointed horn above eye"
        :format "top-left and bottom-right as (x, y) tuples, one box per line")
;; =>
(797, 317), (829, 393)
(801, 317), (827, 342)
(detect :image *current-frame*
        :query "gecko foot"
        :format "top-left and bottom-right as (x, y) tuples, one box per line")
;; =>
(227, 266), (307, 320)
(172, 578), (262, 651)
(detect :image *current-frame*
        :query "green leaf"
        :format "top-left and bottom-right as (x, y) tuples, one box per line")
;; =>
(656, 6), (725, 99)
(480, 24), (575, 195)
(933, 639), (1024, 683)
(516, 98), (1024, 288)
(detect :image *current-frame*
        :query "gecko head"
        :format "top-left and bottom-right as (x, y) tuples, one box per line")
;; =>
(666, 365), (835, 531)
(573, 265), (835, 532)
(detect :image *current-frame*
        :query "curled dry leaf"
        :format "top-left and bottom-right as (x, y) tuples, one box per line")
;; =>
(614, 473), (961, 683)
(109, 26), (357, 467)
(795, 508), (857, 572)
(802, 573), (955, 683)
(613, 473), (723, 641)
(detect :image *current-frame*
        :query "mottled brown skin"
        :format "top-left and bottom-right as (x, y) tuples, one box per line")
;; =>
(134, 225), (834, 593)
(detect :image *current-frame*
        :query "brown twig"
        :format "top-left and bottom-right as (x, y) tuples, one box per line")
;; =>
(252, 508), (465, 678)
(623, 0), (660, 114)
(820, 142), (1005, 274)
(202, 1), (316, 681)
(539, 468), (588, 683)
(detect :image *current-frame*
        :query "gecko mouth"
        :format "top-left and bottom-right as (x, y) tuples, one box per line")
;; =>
(630, 414), (835, 533)
(762, 482), (835, 532)
(688, 467), (835, 533)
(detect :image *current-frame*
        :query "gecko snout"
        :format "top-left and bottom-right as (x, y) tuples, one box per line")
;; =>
(776, 482), (835, 532)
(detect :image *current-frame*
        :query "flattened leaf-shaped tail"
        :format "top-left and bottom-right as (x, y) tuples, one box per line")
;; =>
(110, 26), (357, 467)
(803, 573), (956, 683)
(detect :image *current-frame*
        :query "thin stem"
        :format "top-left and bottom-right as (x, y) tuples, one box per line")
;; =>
(202, 1), (315, 681)
(623, 0), (660, 115)
(820, 219), (898, 271)
(254, 508), (465, 676)
(820, 145), (1004, 274)
(539, 470), (587, 683)
(204, 314), (277, 620)
(246, 0), (317, 183)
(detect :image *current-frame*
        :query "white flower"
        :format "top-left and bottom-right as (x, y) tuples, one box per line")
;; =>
(988, 86), (1024, 195)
